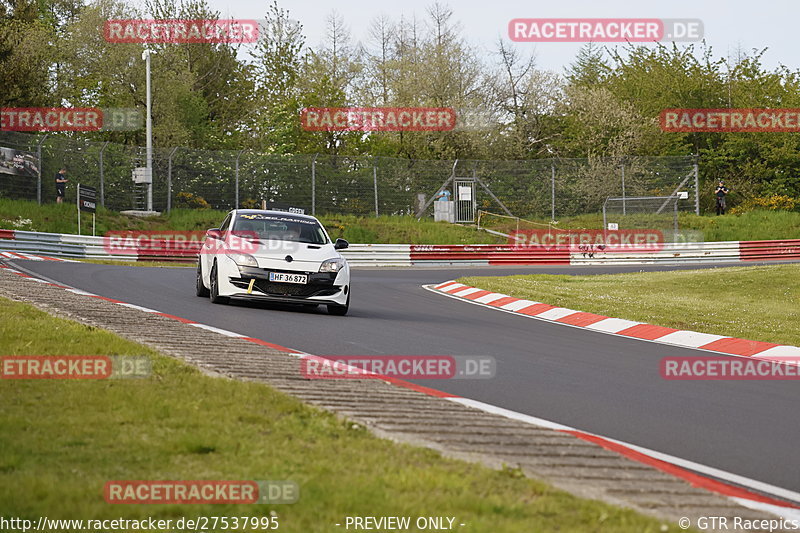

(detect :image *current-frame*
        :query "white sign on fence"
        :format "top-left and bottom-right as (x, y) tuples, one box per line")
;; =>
(132, 167), (152, 184)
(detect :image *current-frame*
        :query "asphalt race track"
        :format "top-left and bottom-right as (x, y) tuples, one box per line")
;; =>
(9, 260), (800, 497)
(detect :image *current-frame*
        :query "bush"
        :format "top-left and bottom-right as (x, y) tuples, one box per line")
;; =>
(240, 198), (261, 209)
(174, 192), (210, 210)
(729, 195), (798, 215)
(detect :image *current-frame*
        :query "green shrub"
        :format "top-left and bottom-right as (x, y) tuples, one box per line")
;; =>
(730, 195), (797, 215)
(174, 192), (210, 209)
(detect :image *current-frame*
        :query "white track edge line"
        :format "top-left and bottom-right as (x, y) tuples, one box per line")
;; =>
(449, 397), (800, 506)
(427, 284), (800, 507)
(423, 284), (797, 361)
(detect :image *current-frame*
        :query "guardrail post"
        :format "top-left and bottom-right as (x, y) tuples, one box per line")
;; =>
(166, 147), (178, 213)
(99, 141), (110, 208)
(36, 134), (49, 204)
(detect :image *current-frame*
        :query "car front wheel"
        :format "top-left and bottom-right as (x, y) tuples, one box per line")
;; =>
(209, 261), (229, 305)
(327, 291), (349, 316)
(196, 261), (209, 297)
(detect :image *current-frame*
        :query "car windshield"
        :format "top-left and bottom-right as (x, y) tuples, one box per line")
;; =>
(231, 213), (328, 245)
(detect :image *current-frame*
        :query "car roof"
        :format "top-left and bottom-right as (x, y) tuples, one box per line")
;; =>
(233, 209), (318, 221)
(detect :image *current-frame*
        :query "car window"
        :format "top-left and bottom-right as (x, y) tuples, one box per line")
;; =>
(219, 213), (232, 232)
(232, 214), (329, 245)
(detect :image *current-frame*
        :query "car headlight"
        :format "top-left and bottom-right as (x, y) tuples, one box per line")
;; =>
(319, 258), (345, 272)
(226, 252), (258, 267)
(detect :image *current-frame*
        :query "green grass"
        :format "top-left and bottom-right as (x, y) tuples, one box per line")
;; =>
(320, 215), (501, 244)
(678, 211), (800, 241)
(0, 198), (226, 235)
(459, 264), (800, 346)
(0, 198), (502, 244)
(4, 197), (797, 244)
(479, 210), (800, 242)
(0, 297), (681, 532)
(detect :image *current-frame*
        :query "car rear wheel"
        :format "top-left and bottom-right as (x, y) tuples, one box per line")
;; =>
(209, 261), (229, 305)
(327, 291), (349, 316)
(195, 261), (209, 297)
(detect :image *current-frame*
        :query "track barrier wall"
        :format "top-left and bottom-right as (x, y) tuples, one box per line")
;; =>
(1, 230), (800, 266)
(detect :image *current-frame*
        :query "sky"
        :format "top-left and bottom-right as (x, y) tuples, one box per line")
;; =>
(201, 0), (799, 75)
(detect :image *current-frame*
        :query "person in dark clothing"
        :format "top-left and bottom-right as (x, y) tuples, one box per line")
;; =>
(715, 180), (730, 215)
(55, 168), (68, 203)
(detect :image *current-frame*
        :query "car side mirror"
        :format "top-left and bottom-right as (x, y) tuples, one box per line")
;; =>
(334, 238), (349, 250)
(206, 228), (222, 240)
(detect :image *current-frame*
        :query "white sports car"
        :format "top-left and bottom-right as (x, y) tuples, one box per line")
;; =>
(196, 209), (351, 315)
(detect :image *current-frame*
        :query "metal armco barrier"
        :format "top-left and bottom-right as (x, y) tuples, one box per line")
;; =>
(568, 241), (743, 265)
(410, 245), (570, 266)
(1, 229), (799, 266)
(740, 239), (800, 261)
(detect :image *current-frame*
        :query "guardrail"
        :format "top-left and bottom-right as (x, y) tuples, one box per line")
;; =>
(1, 229), (799, 266)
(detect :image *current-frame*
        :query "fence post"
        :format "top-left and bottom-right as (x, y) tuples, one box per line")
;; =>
(621, 161), (626, 215)
(235, 149), (244, 209)
(166, 147), (178, 213)
(693, 154), (700, 215)
(311, 153), (318, 215)
(99, 141), (110, 207)
(35, 134), (49, 204)
(373, 162), (379, 217)
(674, 196), (679, 232)
(550, 160), (555, 221)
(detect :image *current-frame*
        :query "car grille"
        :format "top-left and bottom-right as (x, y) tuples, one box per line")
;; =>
(256, 279), (338, 297)
(230, 278), (339, 298)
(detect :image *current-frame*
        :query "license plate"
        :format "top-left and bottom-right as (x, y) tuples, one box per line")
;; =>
(269, 272), (307, 284)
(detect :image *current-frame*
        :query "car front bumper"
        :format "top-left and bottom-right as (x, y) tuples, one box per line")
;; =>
(215, 257), (349, 306)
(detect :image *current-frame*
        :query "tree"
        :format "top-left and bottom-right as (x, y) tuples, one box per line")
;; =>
(565, 42), (609, 87)
(0, 0), (58, 106)
(484, 37), (562, 159)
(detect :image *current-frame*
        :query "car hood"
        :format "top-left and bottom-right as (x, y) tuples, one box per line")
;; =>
(247, 241), (340, 269)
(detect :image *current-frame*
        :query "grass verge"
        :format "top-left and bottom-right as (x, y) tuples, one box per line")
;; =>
(459, 264), (800, 346)
(6, 198), (798, 244)
(0, 296), (679, 532)
(478, 210), (800, 242)
(0, 199), (503, 244)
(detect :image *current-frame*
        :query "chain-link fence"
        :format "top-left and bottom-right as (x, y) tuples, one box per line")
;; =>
(0, 131), (699, 220)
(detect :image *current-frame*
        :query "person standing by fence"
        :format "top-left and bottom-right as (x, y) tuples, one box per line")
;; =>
(55, 167), (68, 204)
(715, 181), (729, 215)
(435, 189), (451, 201)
